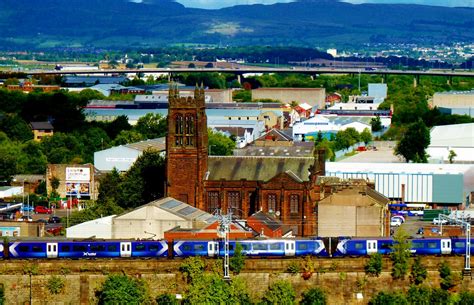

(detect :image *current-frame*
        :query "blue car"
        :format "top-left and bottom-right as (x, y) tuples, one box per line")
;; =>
(334, 238), (394, 257)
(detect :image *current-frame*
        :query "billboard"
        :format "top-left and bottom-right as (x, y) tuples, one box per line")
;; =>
(0, 227), (20, 237)
(66, 167), (90, 182)
(66, 182), (90, 196)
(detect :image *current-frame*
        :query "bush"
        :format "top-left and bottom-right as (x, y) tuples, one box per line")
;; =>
(156, 293), (178, 305)
(430, 288), (451, 305)
(365, 253), (383, 277)
(300, 287), (327, 305)
(406, 286), (431, 305)
(456, 291), (474, 305)
(410, 256), (427, 285)
(230, 242), (245, 274)
(286, 261), (300, 274)
(98, 274), (148, 305)
(439, 261), (454, 290)
(179, 257), (205, 283)
(47, 276), (65, 295)
(369, 291), (408, 305)
(260, 280), (296, 305)
(390, 228), (411, 280)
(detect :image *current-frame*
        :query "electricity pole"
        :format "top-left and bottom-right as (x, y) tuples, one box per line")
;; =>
(214, 209), (232, 280)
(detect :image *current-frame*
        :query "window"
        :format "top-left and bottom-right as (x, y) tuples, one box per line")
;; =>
(252, 243), (268, 251)
(108, 245), (117, 252)
(298, 243), (308, 250)
(290, 194), (299, 214)
(149, 245), (159, 251)
(183, 245), (191, 251)
(240, 243), (250, 251)
(90, 245), (106, 252)
(355, 243), (364, 249)
(207, 191), (220, 213)
(269, 243), (282, 250)
(32, 246), (43, 252)
(61, 245), (71, 252)
(455, 242), (465, 248)
(194, 244), (205, 251)
(174, 114), (184, 146)
(19, 246), (29, 252)
(428, 242), (437, 249)
(412, 242), (423, 249)
(73, 245), (87, 252)
(267, 194), (277, 213)
(135, 244), (146, 251)
(228, 192), (241, 216)
(185, 114), (195, 146)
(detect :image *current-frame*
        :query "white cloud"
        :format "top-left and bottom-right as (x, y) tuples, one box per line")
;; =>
(341, 0), (473, 7)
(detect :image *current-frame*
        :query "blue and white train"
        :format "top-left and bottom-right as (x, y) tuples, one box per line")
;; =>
(0, 237), (471, 259)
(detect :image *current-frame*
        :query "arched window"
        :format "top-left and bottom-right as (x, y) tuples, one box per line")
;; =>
(290, 194), (299, 214)
(268, 194), (277, 213)
(175, 114), (184, 146)
(185, 114), (195, 146)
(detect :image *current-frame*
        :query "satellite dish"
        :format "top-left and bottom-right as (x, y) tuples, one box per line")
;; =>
(275, 211), (280, 217)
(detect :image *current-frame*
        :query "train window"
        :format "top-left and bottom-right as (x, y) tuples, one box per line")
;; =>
(135, 244), (146, 251)
(90, 245), (106, 252)
(428, 242), (437, 249)
(32, 246), (43, 252)
(240, 244), (249, 251)
(73, 245), (87, 252)
(355, 243), (364, 249)
(108, 245), (117, 252)
(412, 242), (423, 249)
(253, 243), (268, 251)
(19, 245), (29, 252)
(380, 242), (391, 249)
(229, 245), (234, 251)
(298, 243), (308, 250)
(194, 244), (205, 251)
(269, 243), (282, 250)
(183, 245), (191, 251)
(455, 242), (465, 248)
(61, 245), (71, 252)
(149, 245), (159, 251)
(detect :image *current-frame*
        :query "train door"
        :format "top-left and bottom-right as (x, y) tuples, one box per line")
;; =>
(441, 239), (452, 255)
(207, 242), (219, 257)
(366, 240), (378, 255)
(46, 243), (58, 258)
(120, 242), (132, 257)
(284, 241), (295, 256)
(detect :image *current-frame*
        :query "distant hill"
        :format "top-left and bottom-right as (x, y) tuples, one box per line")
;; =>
(0, 0), (472, 49)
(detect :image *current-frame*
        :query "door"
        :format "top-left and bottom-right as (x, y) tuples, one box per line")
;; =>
(46, 243), (58, 258)
(366, 240), (378, 255)
(120, 242), (132, 257)
(441, 239), (452, 255)
(207, 242), (219, 257)
(284, 241), (295, 256)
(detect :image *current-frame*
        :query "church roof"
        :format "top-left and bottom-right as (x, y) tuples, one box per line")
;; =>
(207, 156), (314, 182)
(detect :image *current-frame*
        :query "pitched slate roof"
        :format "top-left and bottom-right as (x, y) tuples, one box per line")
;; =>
(30, 121), (54, 130)
(207, 156), (314, 182)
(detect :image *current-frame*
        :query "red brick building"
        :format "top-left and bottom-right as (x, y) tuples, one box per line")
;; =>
(166, 85), (325, 236)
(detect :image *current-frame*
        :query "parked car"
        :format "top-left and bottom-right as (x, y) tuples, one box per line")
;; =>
(20, 205), (34, 212)
(391, 215), (406, 223)
(390, 217), (403, 227)
(432, 218), (448, 225)
(48, 216), (61, 224)
(35, 206), (52, 214)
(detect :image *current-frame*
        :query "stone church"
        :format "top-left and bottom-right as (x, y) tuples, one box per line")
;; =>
(165, 85), (390, 237)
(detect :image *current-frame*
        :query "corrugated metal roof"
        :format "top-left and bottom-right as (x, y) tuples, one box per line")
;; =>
(429, 123), (474, 147)
(125, 137), (166, 152)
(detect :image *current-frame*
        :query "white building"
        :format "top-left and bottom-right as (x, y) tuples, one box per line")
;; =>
(427, 123), (474, 163)
(208, 119), (265, 147)
(94, 138), (166, 172)
(0, 186), (23, 199)
(66, 215), (115, 239)
(325, 162), (474, 207)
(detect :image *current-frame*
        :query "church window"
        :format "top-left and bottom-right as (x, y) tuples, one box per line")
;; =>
(228, 191), (241, 217)
(175, 114), (184, 146)
(268, 194), (277, 213)
(290, 194), (299, 214)
(185, 114), (195, 146)
(207, 191), (219, 213)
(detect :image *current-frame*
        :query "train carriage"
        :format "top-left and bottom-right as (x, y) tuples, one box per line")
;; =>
(410, 238), (451, 255)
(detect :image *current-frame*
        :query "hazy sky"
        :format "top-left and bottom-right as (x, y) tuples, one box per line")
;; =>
(174, 0), (473, 9)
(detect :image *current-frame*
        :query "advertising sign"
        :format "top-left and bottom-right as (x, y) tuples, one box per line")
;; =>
(0, 227), (20, 237)
(65, 167), (90, 182)
(66, 182), (90, 196)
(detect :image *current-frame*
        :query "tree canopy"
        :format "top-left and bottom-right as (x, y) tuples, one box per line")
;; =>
(395, 119), (430, 163)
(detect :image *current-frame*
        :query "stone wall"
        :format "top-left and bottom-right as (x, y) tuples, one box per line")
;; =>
(0, 257), (471, 304)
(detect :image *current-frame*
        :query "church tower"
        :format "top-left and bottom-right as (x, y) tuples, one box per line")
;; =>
(166, 83), (208, 209)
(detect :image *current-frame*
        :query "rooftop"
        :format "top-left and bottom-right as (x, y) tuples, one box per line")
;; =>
(429, 123), (474, 147)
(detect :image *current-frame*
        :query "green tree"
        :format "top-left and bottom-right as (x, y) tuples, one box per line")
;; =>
(365, 253), (383, 277)
(179, 257), (206, 283)
(208, 129), (236, 155)
(118, 149), (165, 209)
(360, 128), (372, 146)
(390, 228), (412, 280)
(448, 150), (457, 164)
(371, 116), (383, 132)
(0, 145), (18, 183)
(456, 291), (474, 305)
(410, 256), (427, 285)
(104, 115), (132, 140)
(98, 274), (148, 305)
(18, 140), (48, 174)
(406, 286), (431, 305)
(230, 242), (246, 274)
(438, 261), (454, 291)
(395, 119), (430, 163)
(260, 280), (296, 305)
(134, 113), (167, 139)
(300, 287), (327, 305)
(0, 113), (33, 142)
(315, 139), (335, 161)
(369, 291), (407, 305)
(111, 130), (145, 146)
(429, 288), (451, 305)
